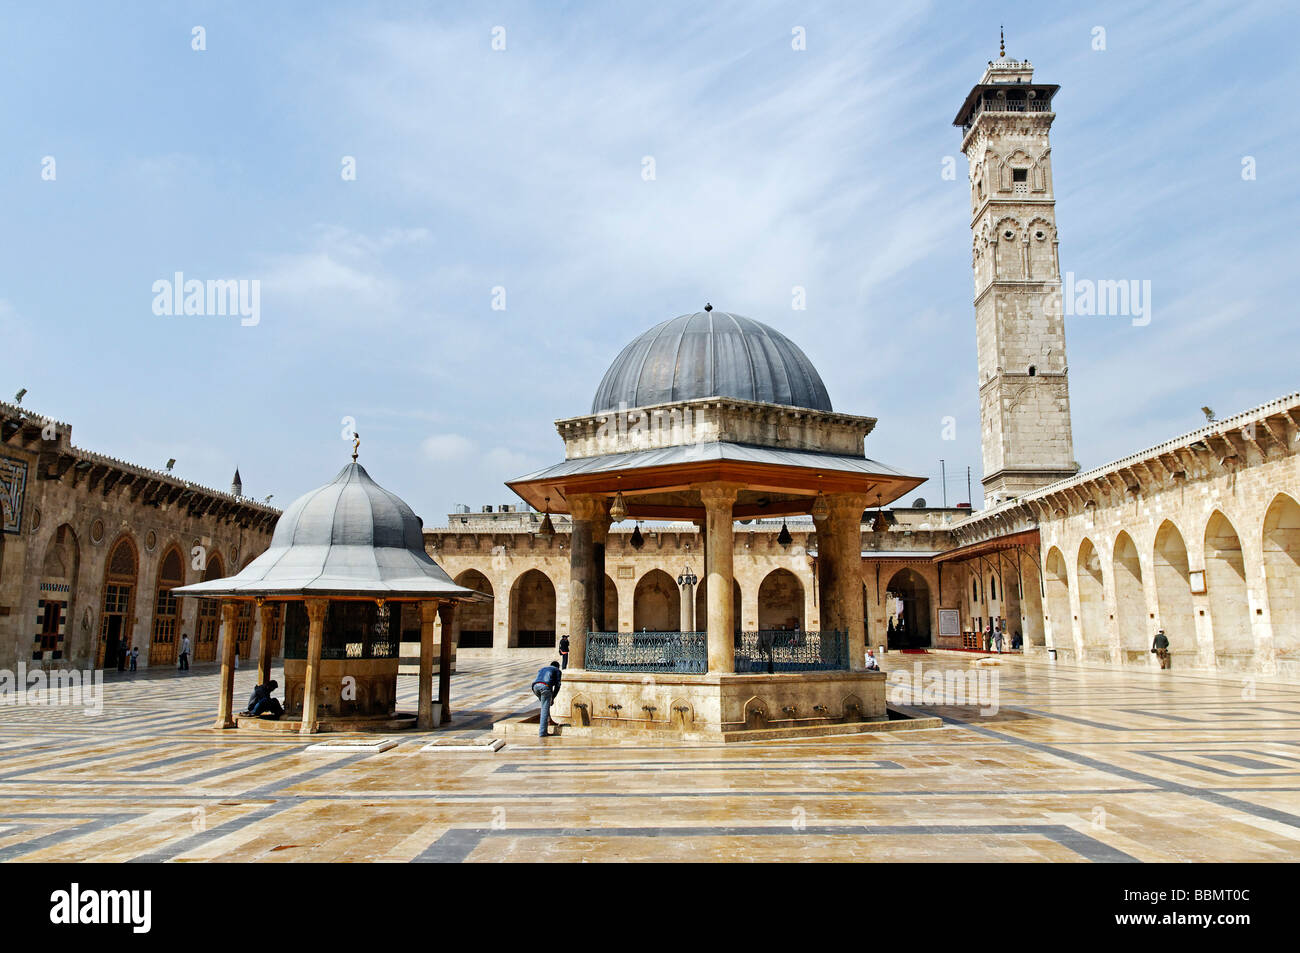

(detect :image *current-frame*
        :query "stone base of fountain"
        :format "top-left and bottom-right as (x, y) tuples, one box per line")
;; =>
(491, 670), (933, 743)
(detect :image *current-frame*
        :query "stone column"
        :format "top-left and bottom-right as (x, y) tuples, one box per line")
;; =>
(437, 602), (456, 724)
(214, 601), (239, 729)
(417, 600), (438, 730)
(679, 576), (695, 632)
(695, 519), (706, 631)
(699, 484), (741, 673)
(444, 606), (461, 679)
(256, 601), (276, 686)
(492, 572), (509, 650)
(300, 598), (329, 735)
(824, 495), (870, 671)
(591, 507), (610, 632)
(811, 516), (832, 622)
(567, 495), (603, 669)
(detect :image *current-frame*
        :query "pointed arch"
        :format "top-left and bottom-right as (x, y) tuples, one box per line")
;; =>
(510, 569), (557, 648)
(149, 543), (186, 666)
(1044, 547), (1071, 655)
(992, 217), (1025, 280)
(634, 569), (680, 632)
(696, 578), (741, 635)
(1026, 216), (1057, 279)
(884, 568), (931, 648)
(195, 552), (226, 661)
(453, 570), (495, 647)
(1113, 531), (1147, 660)
(35, 524), (80, 663)
(758, 568), (805, 631)
(1017, 546), (1045, 647)
(1077, 538), (1108, 661)
(1154, 520), (1196, 662)
(1262, 493), (1300, 674)
(98, 534), (139, 669)
(1205, 510), (1253, 670)
(604, 574), (619, 632)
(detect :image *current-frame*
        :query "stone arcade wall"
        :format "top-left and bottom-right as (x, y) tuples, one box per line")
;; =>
(425, 517), (967, 656)
(950, 393), (1300, 679)
(0, 401), (278, 671)
(429, 394), (1300, 683)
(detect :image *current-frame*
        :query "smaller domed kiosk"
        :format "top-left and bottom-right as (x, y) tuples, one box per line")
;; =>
(176, 456), (488, 734)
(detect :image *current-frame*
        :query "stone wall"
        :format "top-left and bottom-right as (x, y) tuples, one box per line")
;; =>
(1037, 445), (1300, 677)
(556, 397), (875, 459)
(0, 403), (277, 671)
(949, 393), (1300, 679)
(426, 521), (967, 656)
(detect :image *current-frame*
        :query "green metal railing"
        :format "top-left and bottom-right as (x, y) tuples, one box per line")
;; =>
(734, 630), (848, 673)
(585, 632), (707, 673)
(584, 629), (849, 674)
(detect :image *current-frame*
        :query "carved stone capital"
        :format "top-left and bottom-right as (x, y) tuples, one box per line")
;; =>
(697, 482), (742, 510)
(827, 494), (871, 522)
(569, 494), (607, 523)
(305, 598), (329, 625)
(437, 602), (456, 627)
(420, 599), (439, 624)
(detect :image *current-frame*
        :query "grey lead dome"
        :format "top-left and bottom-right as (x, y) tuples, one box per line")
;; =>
(590, 311), (833, 414)
(272, 462), (424, 551)
(174, 462), (482, 599)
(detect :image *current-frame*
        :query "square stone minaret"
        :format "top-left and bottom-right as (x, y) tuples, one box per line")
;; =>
(955, 46), (1076, 506)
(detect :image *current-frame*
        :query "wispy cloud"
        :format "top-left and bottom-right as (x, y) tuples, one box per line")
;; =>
(2, 1), (1296, 520)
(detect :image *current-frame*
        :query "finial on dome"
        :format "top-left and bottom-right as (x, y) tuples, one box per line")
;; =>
(351, 432), (360, 462)
(999, 25), (1005, 58)
(704, 302), (712, 312)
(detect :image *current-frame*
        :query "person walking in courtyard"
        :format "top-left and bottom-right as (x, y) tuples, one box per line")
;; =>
(558, 634), (570, 670)
(116, 643), (127, 672)
(531, 660), (562, 738)
(178, 633), (191, 671)
(129, 645), (139, 671)
(1152, 629), (1171, 669)
(993, 621), (1004, 654)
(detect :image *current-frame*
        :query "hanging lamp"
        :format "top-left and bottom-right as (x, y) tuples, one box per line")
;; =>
(630, 522), (645, 550)
(871, 493), (888, 533)
(777, 520), (793, 547)
(810, 492), (829, 521)
(608, 491), (628, 522)
(538, 497), (556, 537)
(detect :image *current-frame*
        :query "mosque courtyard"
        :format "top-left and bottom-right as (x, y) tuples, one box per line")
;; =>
(1, 653), (1297, 863)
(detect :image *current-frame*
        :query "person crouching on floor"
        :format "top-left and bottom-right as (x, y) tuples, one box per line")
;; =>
(242, 679), (284, 718)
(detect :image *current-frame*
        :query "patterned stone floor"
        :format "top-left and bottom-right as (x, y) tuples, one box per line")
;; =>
(1, 653), (1298, 862)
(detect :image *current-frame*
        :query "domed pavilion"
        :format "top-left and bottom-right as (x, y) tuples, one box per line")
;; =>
(506, 307), (923, 738)
(176, 456), (489, 734)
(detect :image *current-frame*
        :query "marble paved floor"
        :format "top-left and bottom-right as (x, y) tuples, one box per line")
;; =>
(1, 653), (1298, 862)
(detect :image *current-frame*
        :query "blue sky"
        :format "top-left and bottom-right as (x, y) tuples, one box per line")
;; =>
(2, 1), (1296, 521)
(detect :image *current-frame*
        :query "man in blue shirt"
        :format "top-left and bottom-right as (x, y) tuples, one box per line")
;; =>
(532, 661), (562, 738)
